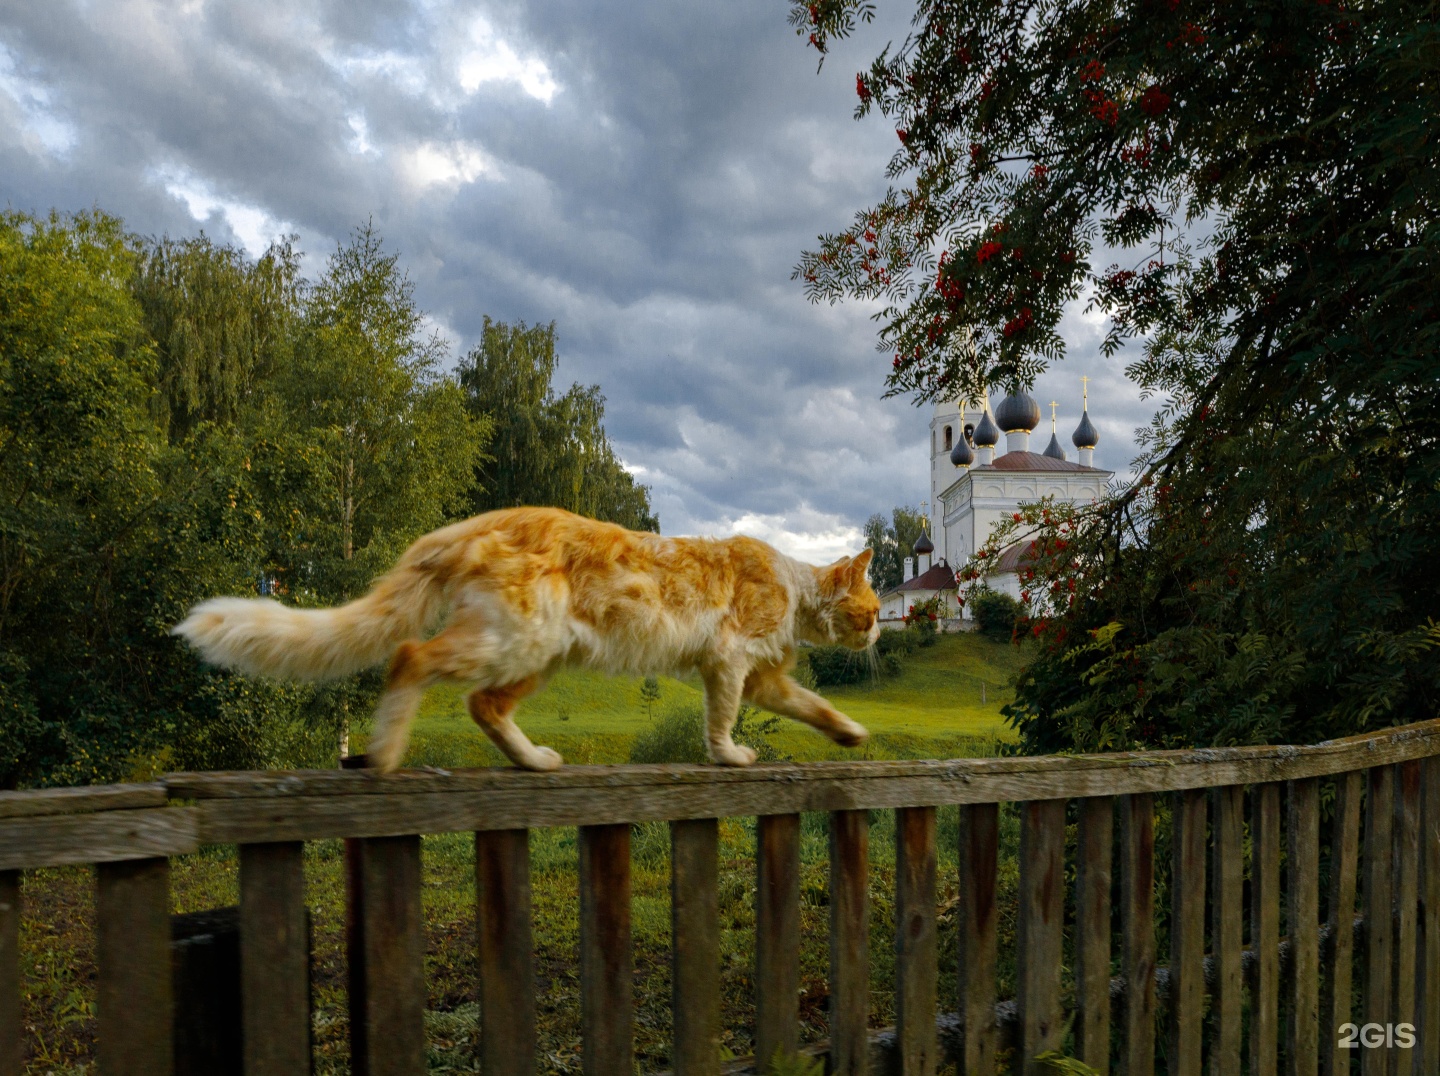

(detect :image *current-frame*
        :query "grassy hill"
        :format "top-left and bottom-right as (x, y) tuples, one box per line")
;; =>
(379, 631), (1030, 768)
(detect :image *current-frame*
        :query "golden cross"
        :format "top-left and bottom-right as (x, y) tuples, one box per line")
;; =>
(1081, 375), (1091, 406)
(1050, 400), (1058, 431)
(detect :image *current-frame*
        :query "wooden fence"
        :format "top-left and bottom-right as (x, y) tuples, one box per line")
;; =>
(3, 717), (1440, 1076)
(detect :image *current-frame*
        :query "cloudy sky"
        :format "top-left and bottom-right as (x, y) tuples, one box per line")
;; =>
(0, 0), (1152, 562)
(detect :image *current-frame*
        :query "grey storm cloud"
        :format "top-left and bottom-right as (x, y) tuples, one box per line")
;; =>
(0, 0), (1152, 561)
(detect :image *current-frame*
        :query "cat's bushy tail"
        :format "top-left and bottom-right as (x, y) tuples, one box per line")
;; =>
(171, 564), (446, 681)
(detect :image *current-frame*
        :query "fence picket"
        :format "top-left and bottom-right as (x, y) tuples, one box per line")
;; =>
(1212, 785), (1244, 1076)
(1017, 799), (1066, 1076)
(957, 803), (999, 1076)
(96, 857), (173, 1076)
(895, 806), (938, 1076)
(1075, 796), (1114, 1076)
(671, 819), (720, 1076)
(354, 835), (425, 1076)
(476, 828), (536, 1076)
(1120, 793), (1156, 1076)
(1289, 778), (1321, 1076)
(1252, 783), (1282, 1076)
(0, 870), (18, 1076)
(1395, 760), (1421, 1075)
(1169, 789), (1206, 1076)
(239, 842), (310, 1076)
(1322, 771), (1363, 1076)
(580, 823), (633, 1076)
(1420, 756), (1440, 1076)
(755, 813), (801, 1069)
(829, 810), (870, 1076)
(1364, 766), (1395, 1076)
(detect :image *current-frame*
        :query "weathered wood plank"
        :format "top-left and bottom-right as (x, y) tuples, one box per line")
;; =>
(1252, 783), (1281, 1076)
(1363, 765), (1395, 1076)
(1075, 796), (1113, 1076)
(1420, 756), (1440, 1076)
(0, 806), (197, 870)
(1017, 799), (1066, 1076)
(829, 810), (869, 1076)
(150, 714), (1440, 847)
(1120, 793), (1156, 1076)
(1169, 789), (1206, 1076)
(162, 715), (1440, 802)
(671, 819), (720, 1076)
(1211, 785), (1244, 1076)
(756, 813), (801, 1069)
(956, 803), (998, 1076)
(895, 806), (938, 1076)
(0, 782), (166, 820)
(239, 843), (310, 1076)
(354, 835), (425, 1076)
(1394, 759), (1421, 1076)
(97, 857), (173, 1076)
(1289, 778), (1321, 1076)
(0, 871), (18, 1076)
(476, 828), (535, 1076)
(1321, 771), (1363, 1076)
(580, 823), (633, 1076)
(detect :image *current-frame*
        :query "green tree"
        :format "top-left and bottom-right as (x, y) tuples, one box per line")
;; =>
(793, 0), (1440, 749)
(267, 223), (486, 597)
(863, 505), (928, 591)
(0, 212), (317, 785)
(0, 213), (491, 785)
(639, 676), (662, 719)
(132, 233), (303, 440)
(460, 317), (658, 531)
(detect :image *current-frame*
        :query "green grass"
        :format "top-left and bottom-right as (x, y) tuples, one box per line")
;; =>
(389, 631), (1028, 769)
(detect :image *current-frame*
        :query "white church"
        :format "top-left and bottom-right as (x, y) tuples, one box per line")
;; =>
(877, 385), (1112, 629)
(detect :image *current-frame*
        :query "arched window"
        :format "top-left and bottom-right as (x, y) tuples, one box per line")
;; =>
(943, 426), (953, 451)
(963, 423), (975, 445)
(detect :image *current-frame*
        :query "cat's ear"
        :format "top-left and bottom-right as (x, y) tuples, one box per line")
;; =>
(849, 548), (874, 581)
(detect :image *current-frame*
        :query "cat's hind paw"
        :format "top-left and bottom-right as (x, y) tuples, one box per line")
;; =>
(522, 745), (564, 772)
(709, 741), (759, 767)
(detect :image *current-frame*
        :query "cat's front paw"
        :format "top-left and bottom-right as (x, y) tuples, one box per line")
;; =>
(829, 716), (869, 748)
(709, 741), (759, 767)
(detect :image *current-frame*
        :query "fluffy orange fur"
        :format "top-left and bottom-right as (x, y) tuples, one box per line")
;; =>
(173, 507), (880, 771)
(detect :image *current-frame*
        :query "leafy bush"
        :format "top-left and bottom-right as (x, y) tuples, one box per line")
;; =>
(628, 704), (787, 764)
(970, 587), (1024, 643)
(806, 645), (874, 686)
(903, 595), (943, 640)
(628, 706), (709, 765)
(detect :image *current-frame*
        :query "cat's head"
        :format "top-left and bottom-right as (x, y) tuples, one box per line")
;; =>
(813, 549), (880, 649)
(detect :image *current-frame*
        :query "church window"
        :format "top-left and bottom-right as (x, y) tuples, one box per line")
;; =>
(944, 426), (953, 451)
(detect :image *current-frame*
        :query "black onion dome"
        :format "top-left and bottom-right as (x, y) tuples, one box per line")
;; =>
(1043, 432), (1066, 460)
(913, 531), (935, 555)
(994, 391), (1041, 432)
(1072, 409), (1099, 449)
(950, 434), (974, 466)
(972, 407), (1000, 447)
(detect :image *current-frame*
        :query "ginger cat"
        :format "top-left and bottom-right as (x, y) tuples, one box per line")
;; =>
(173, 507), (879, 772)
